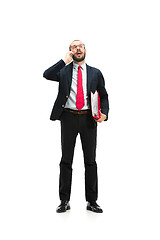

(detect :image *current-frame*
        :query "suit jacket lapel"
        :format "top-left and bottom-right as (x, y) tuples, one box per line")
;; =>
(66, 62), (73, 93)
(86, 64), (92, 95)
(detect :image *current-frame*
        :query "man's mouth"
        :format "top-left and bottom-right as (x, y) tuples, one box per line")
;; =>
(76, 52), (82, 56)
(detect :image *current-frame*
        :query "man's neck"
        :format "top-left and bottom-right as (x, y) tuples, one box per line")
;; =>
(73, 60), (85, 65)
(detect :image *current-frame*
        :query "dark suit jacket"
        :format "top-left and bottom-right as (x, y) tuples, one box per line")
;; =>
(43, 59), (109, 121)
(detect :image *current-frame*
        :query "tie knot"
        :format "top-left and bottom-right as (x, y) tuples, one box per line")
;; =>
(78, 65), (81, 70)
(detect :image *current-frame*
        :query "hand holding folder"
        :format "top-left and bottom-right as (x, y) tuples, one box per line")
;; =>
(91, 91), (101, 119)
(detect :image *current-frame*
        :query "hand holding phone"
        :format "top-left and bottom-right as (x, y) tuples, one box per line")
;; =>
(64, 51), (74, 64)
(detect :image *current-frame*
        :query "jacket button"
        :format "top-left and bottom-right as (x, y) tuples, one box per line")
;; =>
(66, 96), (69, 98)
(62, 105), (64, 108)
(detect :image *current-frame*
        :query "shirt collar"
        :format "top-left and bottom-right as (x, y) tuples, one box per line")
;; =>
(73, 62), (86, 70)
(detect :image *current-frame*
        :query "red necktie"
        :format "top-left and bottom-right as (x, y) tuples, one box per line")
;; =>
(76, 66), (85, 110)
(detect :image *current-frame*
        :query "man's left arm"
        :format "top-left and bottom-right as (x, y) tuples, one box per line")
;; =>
(96, 70), (109, 123)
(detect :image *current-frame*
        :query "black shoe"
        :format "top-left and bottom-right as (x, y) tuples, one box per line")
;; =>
(87, 201), (103, 213)
(56, 200), (70, 213)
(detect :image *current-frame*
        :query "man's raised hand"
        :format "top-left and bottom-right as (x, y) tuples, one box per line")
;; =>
(64, 51), (74, 64)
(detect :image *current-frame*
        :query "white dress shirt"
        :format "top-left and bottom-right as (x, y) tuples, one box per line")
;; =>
(64, 62), (90, 110)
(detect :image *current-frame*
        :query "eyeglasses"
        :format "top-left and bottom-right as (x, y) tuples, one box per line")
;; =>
(70, 44), (85, 50)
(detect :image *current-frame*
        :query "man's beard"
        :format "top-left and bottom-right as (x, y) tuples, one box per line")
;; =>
(73, 53), (86, 62)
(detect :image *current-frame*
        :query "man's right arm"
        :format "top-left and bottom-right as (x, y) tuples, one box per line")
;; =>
(43, 51), (74, 81)
(43, 59), (65, 81)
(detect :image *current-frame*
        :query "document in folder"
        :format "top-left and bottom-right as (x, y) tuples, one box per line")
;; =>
(91, 91), (100, 119)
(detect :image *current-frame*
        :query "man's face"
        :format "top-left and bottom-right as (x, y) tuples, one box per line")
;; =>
(70, 41), (86, 62)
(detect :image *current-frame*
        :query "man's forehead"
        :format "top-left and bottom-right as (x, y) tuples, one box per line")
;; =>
(71, 40), (83, 46)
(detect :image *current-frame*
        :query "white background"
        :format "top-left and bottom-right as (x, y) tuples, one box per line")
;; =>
(0, 0), (160, 239)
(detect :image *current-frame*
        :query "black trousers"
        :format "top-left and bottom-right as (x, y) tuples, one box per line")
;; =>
(59, 110), (98, 202)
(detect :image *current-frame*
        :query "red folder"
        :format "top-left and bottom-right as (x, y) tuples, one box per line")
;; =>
(91, 91), (101, 119)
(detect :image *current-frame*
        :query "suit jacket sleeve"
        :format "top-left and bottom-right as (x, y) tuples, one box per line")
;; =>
(97, 70), (109, 120)
(43, 59), (65, 81)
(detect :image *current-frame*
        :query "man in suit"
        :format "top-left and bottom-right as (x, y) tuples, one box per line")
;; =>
(43, 40), (109, 213)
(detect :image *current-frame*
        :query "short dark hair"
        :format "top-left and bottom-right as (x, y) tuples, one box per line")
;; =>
(69, 40), (85, 51)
